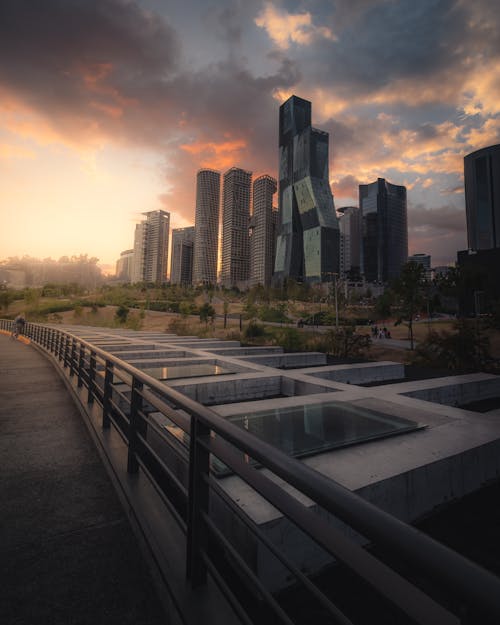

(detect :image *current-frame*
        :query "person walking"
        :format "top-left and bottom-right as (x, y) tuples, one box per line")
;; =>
(12, 313), (26, 339)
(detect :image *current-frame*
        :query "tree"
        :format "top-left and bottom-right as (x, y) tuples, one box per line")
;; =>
(323, 327), (372, 359)
(199, 303), (215, 327)
(374, 289), (394, 322)
(412, 319), (498, 373)
(115, 305), (129, 324)
(392, 262), (426, 349)
(0, 289), (14, 312)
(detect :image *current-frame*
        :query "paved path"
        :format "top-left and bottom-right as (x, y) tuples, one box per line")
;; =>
(0, 335), (167, 625)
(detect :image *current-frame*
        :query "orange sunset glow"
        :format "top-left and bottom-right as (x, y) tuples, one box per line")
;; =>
(1, 0), (500, 270)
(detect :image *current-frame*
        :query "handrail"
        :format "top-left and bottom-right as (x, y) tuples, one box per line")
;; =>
(5, 318), (500, 625)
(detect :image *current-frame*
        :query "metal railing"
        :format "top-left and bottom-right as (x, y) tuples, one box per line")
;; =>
(4, 318), (500, 625)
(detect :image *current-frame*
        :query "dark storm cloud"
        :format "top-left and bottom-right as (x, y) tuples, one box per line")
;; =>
(0, 0), (185, 147)
(408, 203), (467, 263)
(409, 203), (466, 233)
(293, 0), (500, 105)
(0, 0), (300, 155)
(0, 0), (180, 93)
(202, 4), (243, 45)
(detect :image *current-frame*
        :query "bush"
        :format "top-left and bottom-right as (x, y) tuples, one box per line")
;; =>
(167, 318), (189, 335)
(115, 305), (129, 324)
(243, 321), (266, 339)
(258, 305), (292, 323)
(322, 327), (372, 359)
(411, 319), (499, 373)
(273, 328), (305, 352)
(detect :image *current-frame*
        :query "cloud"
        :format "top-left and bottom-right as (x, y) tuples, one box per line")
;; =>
(408, 203), (467, 264)
(0, 0), (180, 147)
(1, 0), (499, 266)
(409, 203), (466, 233)
(0, 142), (36, 160)
(332, 175), (360, 202)
(255, 3), (336, 50)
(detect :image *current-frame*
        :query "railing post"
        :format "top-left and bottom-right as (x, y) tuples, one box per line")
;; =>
(186, 416), (210, 587)
(69, 339), (77, 377)
(57, 332), (64, 361)
(87, 350), (96, 404)
(127, 377), (144, 474)
(77, 345), (85, 388)
(49, 329), (55, 354)
(102, 360), (114, 429)
(65, 336), (72, 368)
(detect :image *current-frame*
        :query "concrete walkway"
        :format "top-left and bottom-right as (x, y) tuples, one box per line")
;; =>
(0, 335), (167, 625)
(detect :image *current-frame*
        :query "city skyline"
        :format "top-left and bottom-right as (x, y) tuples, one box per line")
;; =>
(1, 1), (500, 271)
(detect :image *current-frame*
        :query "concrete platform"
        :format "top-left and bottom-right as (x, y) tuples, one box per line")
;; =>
(41, 325), (500, 591)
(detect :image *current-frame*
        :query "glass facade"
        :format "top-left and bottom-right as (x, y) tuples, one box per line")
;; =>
(170, 227), (194, 286)
(464, 144), (500, 250)
(274, 96), (339, 285)
(360, 178), (407, 283)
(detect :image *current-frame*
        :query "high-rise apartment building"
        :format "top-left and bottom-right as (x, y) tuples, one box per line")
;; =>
(249, 175), (278, 288)
(274, 95), (339, 285)
(192, 169), (220, 285)
(131, 221), (147, 283)
(464, 144), (500, 250)
(170, 227), (195, 286)
(115, 249), (134, 282)
(338, 206), (361, 279)
(359, 178), (407, 283)
(221, 167), (252, 288)
(131, 210), (170, 283)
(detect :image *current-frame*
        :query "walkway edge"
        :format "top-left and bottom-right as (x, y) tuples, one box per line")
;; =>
(30, 340), (240, 625)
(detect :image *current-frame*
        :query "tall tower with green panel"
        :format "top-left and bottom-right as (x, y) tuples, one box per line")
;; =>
(273, 95), (339, 285)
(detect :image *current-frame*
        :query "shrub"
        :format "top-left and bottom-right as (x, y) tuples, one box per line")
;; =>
(411, 319), (499, 373)
(323, 327), (372, 359)
(243, 321), (266, 339)
(115, 305), (129, 324)
(273, 328), (305, 352)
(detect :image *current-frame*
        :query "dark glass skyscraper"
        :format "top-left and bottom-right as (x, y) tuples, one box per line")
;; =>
(359, 178), (407, 283)
(274, 95), (339, 285)
(464, 144), (500, 250)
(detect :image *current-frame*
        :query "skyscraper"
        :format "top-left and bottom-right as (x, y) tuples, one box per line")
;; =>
(408, 253), (431, 280)
(274, 95), (339, 285)
(170, 227), (195, 286)
(249, 174), (278, 288)
(221, 167), (252, 288)
(337, 206), (361, 279)
(464, 144), (500, 250)
(115, 249), (134, 282)
(192, 169), (220, 286)
(359, 178), (407, 283)
(131, 210), (170, 283)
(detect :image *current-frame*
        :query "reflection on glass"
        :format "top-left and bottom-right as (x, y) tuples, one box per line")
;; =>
(141, 363), (233, 381)
(227, 401), (423, 459)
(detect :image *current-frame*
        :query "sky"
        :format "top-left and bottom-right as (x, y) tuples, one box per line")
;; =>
(1, 0), (499, 274)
